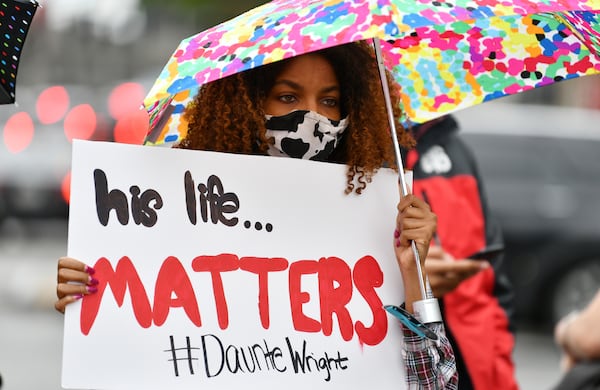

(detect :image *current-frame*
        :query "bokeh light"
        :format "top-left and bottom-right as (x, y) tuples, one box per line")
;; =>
(61, 171), (71, 204)
(36, 86), (70, 125)
(64, 104), (97, 142)
(113, 108), (149, 144)
(108, 82), (146, 120)
(3, 111), (35, 154)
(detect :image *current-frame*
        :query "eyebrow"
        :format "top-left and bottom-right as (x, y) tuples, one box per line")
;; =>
(272, 79), (340, 93)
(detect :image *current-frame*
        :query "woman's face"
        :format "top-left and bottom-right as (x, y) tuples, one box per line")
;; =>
(263, 53), (341, 121)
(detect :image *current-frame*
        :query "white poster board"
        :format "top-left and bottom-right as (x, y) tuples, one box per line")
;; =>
(62, 140), (408, 390)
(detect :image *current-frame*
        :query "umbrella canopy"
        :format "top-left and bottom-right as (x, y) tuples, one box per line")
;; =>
(143, 0), (600, 147)
(0, 0), (39, 104)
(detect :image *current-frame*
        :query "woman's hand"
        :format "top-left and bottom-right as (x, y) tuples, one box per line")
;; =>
(394, 194), (436, 270)
(426, 246), (489, 297)
(393, 194), (436, 312)
(55, 257), (97, 314)
(554, 290), (600, 371)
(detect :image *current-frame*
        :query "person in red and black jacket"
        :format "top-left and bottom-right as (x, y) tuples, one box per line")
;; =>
(405, 114), (518, 390)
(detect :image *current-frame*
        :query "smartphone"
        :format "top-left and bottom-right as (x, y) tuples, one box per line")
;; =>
(383, 305), (438, 340)
(466, 243), (504, 260)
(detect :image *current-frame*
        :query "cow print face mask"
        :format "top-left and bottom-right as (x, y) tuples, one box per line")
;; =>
(264, 110), (348, 161)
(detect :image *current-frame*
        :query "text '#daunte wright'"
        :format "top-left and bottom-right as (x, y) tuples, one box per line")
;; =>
(165, 334), (349, 382)
(78, 254), (388, 345)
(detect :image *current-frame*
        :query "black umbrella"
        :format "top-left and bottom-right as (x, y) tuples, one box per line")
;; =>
(0, 0), (39, 104)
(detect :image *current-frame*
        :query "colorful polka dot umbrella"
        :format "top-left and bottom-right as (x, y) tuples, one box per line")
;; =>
(0, 0), (39, 104)
(143, 0), (600, 147)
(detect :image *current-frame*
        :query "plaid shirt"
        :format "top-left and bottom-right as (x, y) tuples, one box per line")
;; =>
(402, 322), (459, 389)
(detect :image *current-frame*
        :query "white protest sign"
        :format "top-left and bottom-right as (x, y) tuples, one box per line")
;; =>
(62, 140), (409, 390)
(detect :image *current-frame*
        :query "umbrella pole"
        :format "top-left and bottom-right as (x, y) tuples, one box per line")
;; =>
(371, 38), (428, 302)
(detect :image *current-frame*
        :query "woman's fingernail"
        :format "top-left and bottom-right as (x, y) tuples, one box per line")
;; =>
(395, 239), (401, 248)
(88, 277), (99, 286)
(394, 229), (400, 238)
(85, 265), (96, 275)
(73, 294), (83, 300)
(86, 286), (98, 294)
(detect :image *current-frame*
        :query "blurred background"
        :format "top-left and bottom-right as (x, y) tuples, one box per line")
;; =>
(0, 1), (599, 389)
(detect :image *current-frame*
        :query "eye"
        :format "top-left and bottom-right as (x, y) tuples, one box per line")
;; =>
(322, 97), (339, 107)
(278, 94), (297, 104)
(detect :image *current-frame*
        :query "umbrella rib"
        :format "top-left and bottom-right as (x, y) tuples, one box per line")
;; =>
(372, 38), (428, 302)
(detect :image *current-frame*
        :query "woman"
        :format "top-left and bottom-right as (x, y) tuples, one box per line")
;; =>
(56, 41), (457, 389)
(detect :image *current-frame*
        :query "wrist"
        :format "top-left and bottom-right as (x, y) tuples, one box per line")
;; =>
(398, 261), (426, 285)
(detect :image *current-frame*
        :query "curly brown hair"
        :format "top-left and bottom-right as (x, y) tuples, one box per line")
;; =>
(179, 41), (415, 194)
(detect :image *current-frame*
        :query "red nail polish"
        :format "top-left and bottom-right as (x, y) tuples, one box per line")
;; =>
(394, 229), (400, 238)
(88, 277), (99, 286)
(73, 294), (83, 300)
(86, 286), (98, 294)
(395, 239), (401, 247)
(85, 265), (96, 275)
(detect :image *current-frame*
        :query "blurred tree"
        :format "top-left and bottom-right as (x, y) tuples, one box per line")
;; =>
(140, 0), (266, 24)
